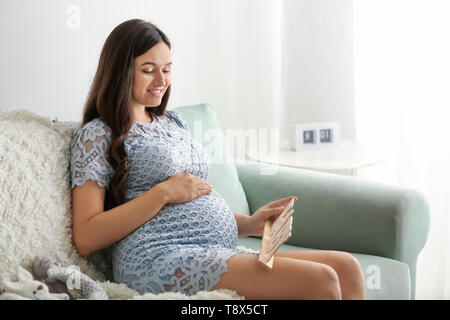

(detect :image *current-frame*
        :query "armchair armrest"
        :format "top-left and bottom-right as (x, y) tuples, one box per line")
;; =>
(236, 161), (430, 293)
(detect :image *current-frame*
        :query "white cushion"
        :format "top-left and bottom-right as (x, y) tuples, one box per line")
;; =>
(0, 109), (107, 282)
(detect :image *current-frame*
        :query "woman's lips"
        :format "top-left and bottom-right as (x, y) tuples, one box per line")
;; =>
(148, 89), (163, 97)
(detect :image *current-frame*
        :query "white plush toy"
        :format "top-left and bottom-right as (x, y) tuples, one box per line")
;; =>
(0, 266), (70, 300)
(32, 255), (109, 300)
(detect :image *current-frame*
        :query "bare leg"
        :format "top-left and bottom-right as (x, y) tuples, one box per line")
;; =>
(211, 253), (342, 300)
(275, 250), (366, 300)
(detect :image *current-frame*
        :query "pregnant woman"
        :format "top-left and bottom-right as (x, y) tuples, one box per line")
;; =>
(70, 19), (366, 299)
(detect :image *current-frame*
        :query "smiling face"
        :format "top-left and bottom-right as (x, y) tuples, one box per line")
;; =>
(131, 42), (172, 119)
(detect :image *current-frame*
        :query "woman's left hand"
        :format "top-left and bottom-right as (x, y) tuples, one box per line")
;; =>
(244, 196), (298, 237)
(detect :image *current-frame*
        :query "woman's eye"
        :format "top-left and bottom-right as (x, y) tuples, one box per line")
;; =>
(142, 70), (171, 74)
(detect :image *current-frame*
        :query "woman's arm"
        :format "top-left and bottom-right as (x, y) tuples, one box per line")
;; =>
(234, 213), (252, 238)
(72, 182), (169, 257)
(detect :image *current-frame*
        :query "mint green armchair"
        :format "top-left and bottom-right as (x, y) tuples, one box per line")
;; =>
(175, 103), (430, 300)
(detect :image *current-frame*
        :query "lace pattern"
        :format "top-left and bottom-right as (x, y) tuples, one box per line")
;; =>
(70, 120), (114, 189)
(113, 246), (255, 295)
(165, 247), (253, 295)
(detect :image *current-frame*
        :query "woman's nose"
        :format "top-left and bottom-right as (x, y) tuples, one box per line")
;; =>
(153, 71), (166, 87)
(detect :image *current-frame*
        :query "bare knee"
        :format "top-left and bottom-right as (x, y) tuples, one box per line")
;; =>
(331, 251), (365, 286)
(335, 252), (364, 274)
(331, 251), (366, 299)
(310, 265), (342, 300)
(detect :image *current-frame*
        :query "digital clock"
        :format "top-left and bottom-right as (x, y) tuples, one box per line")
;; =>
(290, 122), (341, 151)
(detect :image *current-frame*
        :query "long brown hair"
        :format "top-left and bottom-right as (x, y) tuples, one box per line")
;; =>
(82, 19), (171, 210)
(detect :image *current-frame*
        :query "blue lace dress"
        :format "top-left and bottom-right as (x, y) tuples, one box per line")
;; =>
(70, 110), (258, 295)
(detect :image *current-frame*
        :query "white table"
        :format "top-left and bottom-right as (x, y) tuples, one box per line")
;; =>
(246, 139), (386, 177)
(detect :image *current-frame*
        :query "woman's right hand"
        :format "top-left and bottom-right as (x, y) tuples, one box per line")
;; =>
(159, 172), (213, 204)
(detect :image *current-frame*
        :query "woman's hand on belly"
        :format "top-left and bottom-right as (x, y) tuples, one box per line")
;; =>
(158, 172), (213, 204)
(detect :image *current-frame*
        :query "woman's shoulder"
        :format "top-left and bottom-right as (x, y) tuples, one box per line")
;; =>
(164, 109), (188, 130)
(165, 109), (184, 119)
(74, 118), (113, 143)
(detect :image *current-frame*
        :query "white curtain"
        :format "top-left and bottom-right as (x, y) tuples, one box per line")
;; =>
(354, 0), (450, 299)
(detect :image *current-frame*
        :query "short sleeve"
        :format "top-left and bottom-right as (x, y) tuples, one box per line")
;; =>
(166, 110), (189, 132)
(70, 119), (115, 189)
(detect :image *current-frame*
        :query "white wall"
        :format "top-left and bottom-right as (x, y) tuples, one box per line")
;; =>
(283, 0), (355, 141)
(0, 0), (283, 132)
(0, 0), (354, 142)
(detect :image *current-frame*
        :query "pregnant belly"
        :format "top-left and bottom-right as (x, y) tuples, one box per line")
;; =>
(116, 189), (239, 258)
